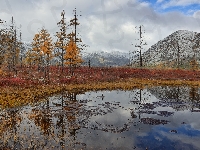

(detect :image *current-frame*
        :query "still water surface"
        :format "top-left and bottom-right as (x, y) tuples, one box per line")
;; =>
(1, 86), (200, 149)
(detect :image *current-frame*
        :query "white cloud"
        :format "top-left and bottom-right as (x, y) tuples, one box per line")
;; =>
(157, 0), (164, 3)
(162, 0), (200, 8)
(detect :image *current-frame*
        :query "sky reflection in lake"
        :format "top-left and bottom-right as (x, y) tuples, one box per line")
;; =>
(1, 86), (200, 149)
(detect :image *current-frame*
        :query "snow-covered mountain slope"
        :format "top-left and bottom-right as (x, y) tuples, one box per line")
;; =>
(132, 30), (200, 68)
(81, 51), (130, 67)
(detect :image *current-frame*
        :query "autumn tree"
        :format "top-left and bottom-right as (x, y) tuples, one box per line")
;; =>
(0, 20), (6, 65)
(0, 29), (10, 65)
(68, 8), (85, 50)
(8, 17), (21, 71)
(65, 8), (87, 73)
(55, 9), (86, 75)
(55, 10), (68, 73)
(39, 28), (54, 80)
(0, 17), (21, 74)
(64, 38), (83, 75)
(0, 20), (11, 68)
(24, 49), (36, 66)
(32, 33), (43, 70)
(18, 31), (27, 68)
(68, 8), (81, 44)
(27, 28), (53, 80)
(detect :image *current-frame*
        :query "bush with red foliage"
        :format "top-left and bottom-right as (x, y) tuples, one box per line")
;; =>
(1, 66), (200, 87)
(0, 77), (26, 86)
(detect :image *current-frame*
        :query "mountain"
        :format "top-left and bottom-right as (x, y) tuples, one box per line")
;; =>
(132, 30), (200, 68)
(81, 51), (130, 67)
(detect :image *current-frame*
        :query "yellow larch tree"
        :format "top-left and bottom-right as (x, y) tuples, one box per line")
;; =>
(0, 18), (22, 75)
(8, 17), (21, 72)
(27, 28), (53, 80)
(0, 29), (10, 66)
(24, 49), (36, 66)
(64, 38), (83, 75)
(0, 29), (13, 69)
(39, 28), (54, 80)
(32, 33), (43, 70)
(0, 28), (20, 72)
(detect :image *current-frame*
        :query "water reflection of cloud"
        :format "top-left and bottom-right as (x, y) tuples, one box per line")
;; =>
(158, 125), (200, 149)
(159, 110), (200, 131)
(91, 109), (131, 126)
(135, 125), (200, 150)
(74, 88), (200, 149)
(78, 128), (135, 149)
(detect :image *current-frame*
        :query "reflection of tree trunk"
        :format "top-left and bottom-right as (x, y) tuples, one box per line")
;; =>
(61, 91), (64, 107)
(54, 103), (65, 149)
(66, 92), (79, 147)
(12, 110), (17, 148)
(59, 91), (79, 148)
(190, 87), (197, 100)
(177, 87), (179, 102)
(7, 108), (21, 148)
(139, 89), (142, 120)
(60, 92), (65, 147)
(61, 48), (64, 74)
(189, 87), (198, 111)
(44, 99), (51, 136)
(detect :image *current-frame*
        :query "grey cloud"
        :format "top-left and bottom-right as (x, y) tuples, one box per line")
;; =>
(0, 0), (12, 15)
(193, 10), (200, 19)
(0, 0), (200, 53)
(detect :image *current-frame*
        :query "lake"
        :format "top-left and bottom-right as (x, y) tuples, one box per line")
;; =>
(1, 85), (200, 149)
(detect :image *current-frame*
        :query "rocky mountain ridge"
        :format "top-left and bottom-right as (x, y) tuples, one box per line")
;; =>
(132, 30), (200, 68)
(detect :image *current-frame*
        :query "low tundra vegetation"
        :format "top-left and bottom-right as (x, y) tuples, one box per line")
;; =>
(1, 66), (200, 109)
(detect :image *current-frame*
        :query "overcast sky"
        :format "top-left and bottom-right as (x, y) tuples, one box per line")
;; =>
(1, 0), (200, 53)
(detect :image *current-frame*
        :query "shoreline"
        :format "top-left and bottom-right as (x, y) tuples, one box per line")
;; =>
(0, 77), (200, 109)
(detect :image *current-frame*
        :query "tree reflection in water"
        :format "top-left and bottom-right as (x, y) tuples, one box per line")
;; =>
(0, 107), (22, 149)
(1, 86), (200, 149)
